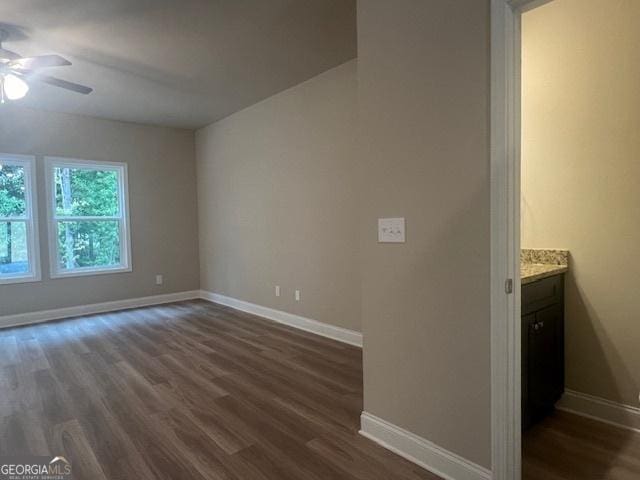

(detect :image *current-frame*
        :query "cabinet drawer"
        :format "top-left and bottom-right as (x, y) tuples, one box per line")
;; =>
(522, 274), (563, 315)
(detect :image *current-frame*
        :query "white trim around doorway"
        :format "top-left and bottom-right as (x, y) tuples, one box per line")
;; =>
(490, 1), (554, 479)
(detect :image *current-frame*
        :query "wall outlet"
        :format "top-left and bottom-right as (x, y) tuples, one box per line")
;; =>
(155, 274), (163, 286)
(275, 285), (281, 297)
(378, 217), (406, 243)
(295, 290), (301, 302)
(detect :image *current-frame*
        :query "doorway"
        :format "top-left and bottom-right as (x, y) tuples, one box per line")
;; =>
(491, 1), (640, 479)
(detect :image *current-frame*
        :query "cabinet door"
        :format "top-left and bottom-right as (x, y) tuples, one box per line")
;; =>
(522, 313), (535, 429)
(528, 304), (563, 413)
(538, 303), (564, 402)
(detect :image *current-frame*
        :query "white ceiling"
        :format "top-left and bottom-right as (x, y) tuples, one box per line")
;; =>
(0, 0), (356, 129)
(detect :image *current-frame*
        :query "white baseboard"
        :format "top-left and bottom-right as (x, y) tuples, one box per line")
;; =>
(557, 389), (640, 434)
(199, 290), (363, 348)
(0, 289), (363, 349)
(0, 290), (201, 329)
(359, 412), (491, 480)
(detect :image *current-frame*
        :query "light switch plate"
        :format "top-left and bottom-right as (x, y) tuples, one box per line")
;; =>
(378, 217), (405, 243)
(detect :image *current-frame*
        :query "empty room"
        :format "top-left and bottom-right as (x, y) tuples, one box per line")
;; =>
(0, 1), (638, 480)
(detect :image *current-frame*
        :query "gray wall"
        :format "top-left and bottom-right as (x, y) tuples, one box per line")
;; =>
(0, 106), (200, 316)
(196, 61), (360, 331)
(357, 0), (492, 468)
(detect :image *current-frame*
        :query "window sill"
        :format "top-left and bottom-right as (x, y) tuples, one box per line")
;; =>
(0, 274), (42, 286)
(49, 266), (132, 279)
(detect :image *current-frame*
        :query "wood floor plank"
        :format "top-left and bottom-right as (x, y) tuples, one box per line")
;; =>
(75, 317), (125, 365)
(65, 385), (158, 480)
(0, 336), (19, 367)
(49, 419), (108, 480)
(103, 382), (210, 480)
(13, 408), (50, 456)
(0, 363), (42, 416)
(17, 338), (51, 373)
(110, 361), (172, 415)
(0, 414), (34, 455)
(153, 382), (254, 455)
(150, 408), (240, 480)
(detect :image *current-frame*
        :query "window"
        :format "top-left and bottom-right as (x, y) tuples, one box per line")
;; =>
(45, 158), (131, 278)
(0, 154), (40, 284)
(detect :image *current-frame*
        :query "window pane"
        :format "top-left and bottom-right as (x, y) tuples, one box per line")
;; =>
(54, 167), (119, 216)
(57, 220), (121, 270)
(0, 221), (29, 275)
(0, 164), (26, 217)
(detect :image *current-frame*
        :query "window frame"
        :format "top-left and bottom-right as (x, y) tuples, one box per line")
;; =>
(44, 157), (132, 279)
(0, 153), (41, 285)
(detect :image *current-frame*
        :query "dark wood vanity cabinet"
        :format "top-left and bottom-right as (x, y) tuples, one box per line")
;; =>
(522, 274), (565, 430)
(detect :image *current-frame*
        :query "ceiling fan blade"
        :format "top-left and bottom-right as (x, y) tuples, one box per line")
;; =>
(0, 47), (20, 61)
(12, 55), (71, 69)
(28, 73), (93, 94)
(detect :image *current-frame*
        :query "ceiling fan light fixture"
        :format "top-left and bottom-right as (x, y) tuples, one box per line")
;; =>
(0, 31), (91, 99)
(3, 73), (29, 100)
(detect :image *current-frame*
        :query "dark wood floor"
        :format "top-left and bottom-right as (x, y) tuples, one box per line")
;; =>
(0, 300), (440, 480)
(524, 410), (640, 480)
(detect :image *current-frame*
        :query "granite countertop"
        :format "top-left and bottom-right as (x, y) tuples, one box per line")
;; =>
(521, 248), (569, 285)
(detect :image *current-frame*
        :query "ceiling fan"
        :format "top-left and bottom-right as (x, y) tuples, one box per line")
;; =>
(0, 29), (93, 103)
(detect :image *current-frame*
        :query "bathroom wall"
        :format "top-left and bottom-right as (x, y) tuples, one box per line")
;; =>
(522, 0), (640, 407)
